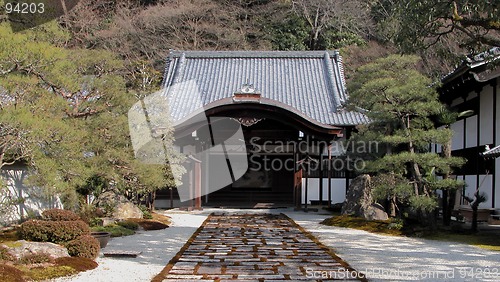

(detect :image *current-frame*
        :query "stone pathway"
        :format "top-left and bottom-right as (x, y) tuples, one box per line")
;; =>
(154, 213), (364, 281)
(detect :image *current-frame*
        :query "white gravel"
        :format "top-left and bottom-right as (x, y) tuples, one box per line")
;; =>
(286, 210), (500, 282)
(54, 208), (500, 281)
(53, 211), (208, 282)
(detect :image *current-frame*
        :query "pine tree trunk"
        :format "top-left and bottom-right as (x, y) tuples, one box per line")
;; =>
(442, 139), (453, 226)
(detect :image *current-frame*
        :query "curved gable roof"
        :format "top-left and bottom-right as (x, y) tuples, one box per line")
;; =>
(162, 50), (367, 127)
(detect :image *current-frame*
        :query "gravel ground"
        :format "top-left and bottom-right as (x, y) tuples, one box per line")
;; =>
(53, 212), (208, 282)
(286, 210), (500, 282)
(54, 208), (500, 281)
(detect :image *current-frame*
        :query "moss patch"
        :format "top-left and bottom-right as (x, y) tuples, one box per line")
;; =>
(0, 263), (25, 282)
(27, 265), (76, 281)
(91, 225), (135, 237)
(425, 232), (500, 252)
(320, 215), (403, 236)
(55, 257), (98, 271)
(127, 218), (169, 231)
(151, 213), (172, 225)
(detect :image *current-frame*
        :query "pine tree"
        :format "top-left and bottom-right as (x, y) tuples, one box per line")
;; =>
(348, 55), (464, 227)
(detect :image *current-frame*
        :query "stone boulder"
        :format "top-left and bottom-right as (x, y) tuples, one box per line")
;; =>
(342, 174), (388, 221)
(2, 240), (69, 260)
(96, 189), (143, 219)
(112, 202), (143, 219)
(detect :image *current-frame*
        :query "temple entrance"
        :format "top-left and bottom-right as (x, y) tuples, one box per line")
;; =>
(204, 154), (294, 208)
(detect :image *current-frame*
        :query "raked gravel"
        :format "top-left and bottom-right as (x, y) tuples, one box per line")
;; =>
(53, 208), (500, 281)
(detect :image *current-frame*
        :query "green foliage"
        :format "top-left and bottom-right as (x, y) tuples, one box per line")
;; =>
(19, 220), (90, 244)
(348, 55), (465, 220)
(138, 205), (153, 219)
(41, 209), (81, 222)
(116, 220), (139, 231)
(268, 14), (309, 50)
(65, 235), (100, 259)
(77, 175), (109, 197)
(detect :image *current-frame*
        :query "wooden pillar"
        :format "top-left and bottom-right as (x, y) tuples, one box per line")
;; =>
(188, 155), (203, 210)
(493, 80), (497, 208)
(328, 144), (332, 209)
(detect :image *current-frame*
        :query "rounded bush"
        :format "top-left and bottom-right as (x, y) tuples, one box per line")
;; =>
(19, 220), (91, 244)
(42, 209), (81, 221)
(65, 235), (100, 259)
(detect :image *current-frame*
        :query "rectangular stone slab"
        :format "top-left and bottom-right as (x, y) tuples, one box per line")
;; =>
(103, 250), (142, 257)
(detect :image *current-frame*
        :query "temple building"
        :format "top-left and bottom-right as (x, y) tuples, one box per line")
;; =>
(153, 50), (368, 209)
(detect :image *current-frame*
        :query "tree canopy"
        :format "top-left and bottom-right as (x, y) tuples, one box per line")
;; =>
(348, 55), (465, 223)
(0, 21), (175, 208)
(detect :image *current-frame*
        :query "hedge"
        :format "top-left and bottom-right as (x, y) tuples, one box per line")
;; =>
(19, 220), (90, 244)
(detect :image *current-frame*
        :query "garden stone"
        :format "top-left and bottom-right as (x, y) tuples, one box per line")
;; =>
(342, 174), (388, 220)
(2, 240), (69, 259)
(112, 202), (143, 219)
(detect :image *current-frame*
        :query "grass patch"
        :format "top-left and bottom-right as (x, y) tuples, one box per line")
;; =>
(91, 225), (135, 237)
(424, 232), (500, 252)
(320, 215), (403, 236)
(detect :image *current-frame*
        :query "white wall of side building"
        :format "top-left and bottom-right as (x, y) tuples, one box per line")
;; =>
(0, 165), (63, 226)
(479, 86), (494, 146)
(445, 79), (499, 208)
(301, 178), (348, 205)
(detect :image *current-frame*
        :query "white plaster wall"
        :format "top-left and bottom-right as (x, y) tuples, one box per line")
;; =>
(459, 174), (493, 208)
(1, 165), (63, 226)
(465, 116), (478, 148)
(451, 120), (464, 150)
(463, 175), (477, 204)
(301, 178), (346, 204)
(477, 175), (493, 208)
(496, 158), (500, 209)
(479, 86), (494, 145)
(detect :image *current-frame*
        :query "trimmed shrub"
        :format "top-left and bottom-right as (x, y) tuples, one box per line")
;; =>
(42, 209), (81, 221)
(55, 257), (98, 271)
(65, 235), (100, 259)
(117, 220), (139, 230)
(19, 220), (90, 243)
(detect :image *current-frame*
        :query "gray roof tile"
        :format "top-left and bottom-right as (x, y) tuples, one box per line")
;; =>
(162, 50), (368, 126)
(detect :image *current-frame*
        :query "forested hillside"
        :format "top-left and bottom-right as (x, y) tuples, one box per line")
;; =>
(58, 0), (499, 80)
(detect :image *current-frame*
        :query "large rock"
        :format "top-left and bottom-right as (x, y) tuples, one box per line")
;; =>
(2, 240), (69, 260)
(112, 202), (143, 219)
(342, 174), (388, 221)
(96, 190), (143, 219)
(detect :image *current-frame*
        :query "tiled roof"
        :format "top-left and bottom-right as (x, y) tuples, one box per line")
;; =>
(482, 144), (500, 159)
(442, 47), (500, 84)
(161, 50), (368, 127)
